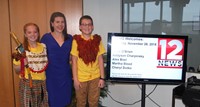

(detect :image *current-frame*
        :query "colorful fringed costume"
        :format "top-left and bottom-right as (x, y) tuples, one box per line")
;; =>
(71, 34), (106, 107)
(13, 43), (49, 107)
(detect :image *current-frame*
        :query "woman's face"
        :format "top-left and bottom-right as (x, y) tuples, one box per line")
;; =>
(25, 25), (39, 43)
(79, 19), (94, 36)
(51, 16), (65, 33)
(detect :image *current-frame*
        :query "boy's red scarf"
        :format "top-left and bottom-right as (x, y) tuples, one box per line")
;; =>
(73, 34), (101, 65)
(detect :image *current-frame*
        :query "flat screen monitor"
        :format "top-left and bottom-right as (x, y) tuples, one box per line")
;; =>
(106, 33), (188, 84)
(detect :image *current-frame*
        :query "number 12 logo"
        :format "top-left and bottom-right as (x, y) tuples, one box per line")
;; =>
(157, 38), (185, 60)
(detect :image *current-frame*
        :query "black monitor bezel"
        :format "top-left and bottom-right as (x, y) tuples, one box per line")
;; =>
(106, 33), (188, 84)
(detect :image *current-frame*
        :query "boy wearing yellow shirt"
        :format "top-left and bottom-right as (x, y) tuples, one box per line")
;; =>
(71, 15), (106, 107)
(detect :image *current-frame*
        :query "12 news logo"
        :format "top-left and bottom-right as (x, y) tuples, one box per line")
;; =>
(157, 38), (185, 68)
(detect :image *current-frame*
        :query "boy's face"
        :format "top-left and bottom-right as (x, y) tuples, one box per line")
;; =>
(79, 19), (94, 36)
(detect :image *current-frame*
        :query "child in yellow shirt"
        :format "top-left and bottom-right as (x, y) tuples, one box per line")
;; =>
(71, 15), (106, 107)
(12, 23), (49, 107)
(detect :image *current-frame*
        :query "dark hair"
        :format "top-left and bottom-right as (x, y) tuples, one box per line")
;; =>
(23, 23), (40, 51)
(50, 12), (68, 40)
(79, 15), (93, 25)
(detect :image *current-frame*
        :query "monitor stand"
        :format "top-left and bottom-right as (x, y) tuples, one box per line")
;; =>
(141, 83), (146, 107)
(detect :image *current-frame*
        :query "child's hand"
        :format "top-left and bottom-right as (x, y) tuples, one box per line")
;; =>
(74, 79), (82, 90)
(98, 79), (105, 88)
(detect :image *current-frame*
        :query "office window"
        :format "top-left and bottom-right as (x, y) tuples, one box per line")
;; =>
(122, 0), (200, 35)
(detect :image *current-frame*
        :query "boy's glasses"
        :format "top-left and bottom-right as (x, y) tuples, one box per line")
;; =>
(81, 23), (93, 27)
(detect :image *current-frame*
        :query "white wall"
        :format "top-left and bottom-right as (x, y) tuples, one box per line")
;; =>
(83, 0), (186, 107)
(83, 0), (121, 50)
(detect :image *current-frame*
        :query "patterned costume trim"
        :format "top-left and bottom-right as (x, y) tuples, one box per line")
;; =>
(26, 44), (48, 73)
(19, 79), (49, 107)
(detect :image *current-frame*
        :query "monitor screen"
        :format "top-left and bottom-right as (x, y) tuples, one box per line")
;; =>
(106, 33), (188, 84)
